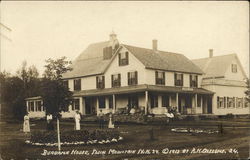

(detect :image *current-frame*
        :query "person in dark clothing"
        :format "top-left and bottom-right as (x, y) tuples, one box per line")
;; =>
(98, 110), (104, 129)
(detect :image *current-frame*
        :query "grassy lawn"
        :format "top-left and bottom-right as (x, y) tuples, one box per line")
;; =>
(0, 118), (249, 160)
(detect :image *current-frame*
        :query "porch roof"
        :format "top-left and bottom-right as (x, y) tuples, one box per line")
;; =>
(73, 85), (214, 97)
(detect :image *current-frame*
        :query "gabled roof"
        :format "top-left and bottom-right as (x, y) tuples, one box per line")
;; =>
(62, 41), (204, 79)
(123, 44), (204, 74)
(63, 41), (112, 79)
(192, 54), (246, 79)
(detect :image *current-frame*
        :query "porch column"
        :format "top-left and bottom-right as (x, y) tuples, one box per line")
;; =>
(96, 97), (99, 115)
(34, 101), (37, 112)
(169, 95), (171, 107)
(176, 93), (179, 112)
(234, 97), (237, 108)
(112, 94), (116, 113)
(201, 95), (203, 111)
(79, 97), (83, 114)
(26, 101), (29, 113)
(158, 95), (162, 108)
(41, 100), (44, 112)
(194, 94), (198, 114)
(105, 97), (109, 110)
(145, 91), (148, 114)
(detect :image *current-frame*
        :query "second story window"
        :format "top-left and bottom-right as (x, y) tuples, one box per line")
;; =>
(96, 76), (105, 89)
(63, 80), (69, 89)
(128, 71), (138, 85)
(155, 71), (165, 85)
(232, 64), (237, 73)
(190, 74), (198, 88)
(111, 74), (121, 87)
(74, 79), (81, 91)
(119, 52), (129, 66)
(174, 73), (183, 86)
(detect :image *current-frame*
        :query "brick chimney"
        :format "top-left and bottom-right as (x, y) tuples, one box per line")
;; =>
(209, 49), (213, 58)
(152, 39), (158, 51)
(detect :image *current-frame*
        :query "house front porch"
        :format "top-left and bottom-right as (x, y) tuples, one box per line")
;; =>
(74, 84), (214, 116)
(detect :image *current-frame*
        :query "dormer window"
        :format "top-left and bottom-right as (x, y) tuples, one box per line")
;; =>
(190, 74), (198, 88)
(175, 73), (183, 86)
(111, 74), (121, 87)
(96, 76), (105, 89)
(232, 64), (237, 73)
(155, 71), (165, 85)
(128, 71), (138, 85)
(119, 52), (129, 66)
(74, 79), (81, 91)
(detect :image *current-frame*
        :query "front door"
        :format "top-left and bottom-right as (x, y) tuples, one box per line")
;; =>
(207, 96), (212, 114)
(85, 97), (95, 114)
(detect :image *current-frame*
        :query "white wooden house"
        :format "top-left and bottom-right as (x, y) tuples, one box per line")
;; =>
(25, 32), (249, 118)
(192, 50), (249, 115)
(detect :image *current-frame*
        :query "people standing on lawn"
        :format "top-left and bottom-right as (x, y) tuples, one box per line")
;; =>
(74, 110), (81, 130)
(108, 113), (115, 129)
(46, 113), (54, 131)
(23, 113), (30, 134)
(98, 109), (104, 129)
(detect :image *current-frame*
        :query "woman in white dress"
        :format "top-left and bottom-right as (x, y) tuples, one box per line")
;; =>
(23, 113), (30, 133)
(74, 111), (81, 130)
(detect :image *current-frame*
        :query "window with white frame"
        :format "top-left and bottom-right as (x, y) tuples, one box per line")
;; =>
(111, 74), (121, 87)
(27, 100), (43, 112)
(128, 71), (138, 85)
(74, 79), (81, 91)
(150, 95), (158, 108)
(244, 98), (249, 108)
(155, 71), (165, 85)
(217, 96), (225, 108)
(236, 98), (243, 108)
(231, 64), (237, 73)
(96, 76), (105, 89)
(119, 52), (129, 66)
(227, 97), (235, 108)
(72, 99), (80, 111)
(175, 73), (183, 86)
(190, 74), (198, 88)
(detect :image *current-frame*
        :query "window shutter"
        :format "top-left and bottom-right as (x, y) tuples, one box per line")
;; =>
(195, 75), (198, 87)
(163, 72), (165, 85)
(118, 53), (121, 66)
(128, 72), (130, 85)
(174, 73), (177, 86)
(96, 76), (98, 89)
(102, 76), (105, 88)
(135, 71), (138, 84)
(189, 75), (192, 87)
(181, 74), (183, 86)
(126, 52), (129, 64)
(111, 75), (114, 87)
(118, 74), (121, 86)
(155, 71), (158, 84)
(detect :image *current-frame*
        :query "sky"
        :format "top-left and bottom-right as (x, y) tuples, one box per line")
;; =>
(0, 1), (249, 76)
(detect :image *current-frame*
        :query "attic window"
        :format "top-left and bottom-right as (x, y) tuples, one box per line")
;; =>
(231, 64), (237, 73)
(119, 52), (129, 66)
